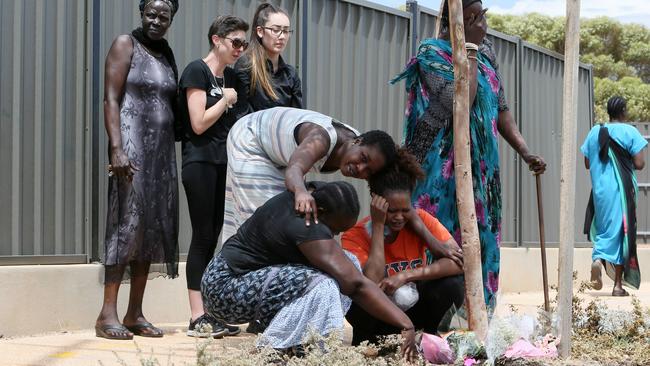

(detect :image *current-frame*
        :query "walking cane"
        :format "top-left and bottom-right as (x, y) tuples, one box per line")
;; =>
(535, 173), (550, 312)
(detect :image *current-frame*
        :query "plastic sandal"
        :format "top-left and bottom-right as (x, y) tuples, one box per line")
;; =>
(95, 324), (134, 340)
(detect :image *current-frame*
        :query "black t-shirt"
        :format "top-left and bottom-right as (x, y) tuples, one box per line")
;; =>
(234, 54), (303, 113)
(220, 189), (333, 274)
(178, 59), (247, 166)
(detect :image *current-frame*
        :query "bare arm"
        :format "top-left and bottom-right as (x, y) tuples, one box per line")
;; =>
(468, 51), (479, 106)
(402, 257), (463, 282)
(299, 239), (414, 329)
(379, 257), (463, 295)
(103, 35), (138, 179)
(497, 109), (547, 174)
(299, 238), (417, 361)
(633, 152), (645, 170)
(407, 213), (463, 267)
(363, 196), (389, 283)
(584, 157), (590, 170)
(186, 88), (233, 135)
(285, 125), (331, 224)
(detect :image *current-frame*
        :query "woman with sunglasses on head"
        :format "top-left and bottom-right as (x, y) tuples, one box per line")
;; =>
(391, 0), (546, 315)
(234, 2), (302, 113)
(177, 15), (249, 338)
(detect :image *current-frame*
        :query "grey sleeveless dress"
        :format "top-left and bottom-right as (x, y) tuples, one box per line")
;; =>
(103, 36), (179, 280)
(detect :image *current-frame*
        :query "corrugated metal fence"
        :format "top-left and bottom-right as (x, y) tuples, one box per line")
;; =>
(0, 0), (595, 264)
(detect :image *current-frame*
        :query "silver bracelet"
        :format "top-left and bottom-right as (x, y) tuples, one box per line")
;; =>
(465, 42), (479, 52)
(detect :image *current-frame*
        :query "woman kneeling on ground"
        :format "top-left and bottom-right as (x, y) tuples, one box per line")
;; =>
(201, 181), (417, 361)
(342, 157), (465, 345)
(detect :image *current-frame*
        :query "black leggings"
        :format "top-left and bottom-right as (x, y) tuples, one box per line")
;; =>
(182, 163), (227, 291)
(346, 275), (465, 345)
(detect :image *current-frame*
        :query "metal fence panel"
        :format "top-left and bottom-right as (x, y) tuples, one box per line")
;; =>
(0, 0), (87, 257)
(1, 0), (598, 263)
(519, 42), (594, 246)
(304, 0), (411, 218)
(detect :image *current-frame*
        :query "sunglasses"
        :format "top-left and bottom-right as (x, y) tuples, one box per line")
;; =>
(224, 37), (249, 50)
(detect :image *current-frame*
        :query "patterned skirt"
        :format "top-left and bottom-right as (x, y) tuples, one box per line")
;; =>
(201, 253), (358, 348)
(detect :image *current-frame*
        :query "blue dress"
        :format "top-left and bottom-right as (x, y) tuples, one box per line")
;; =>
(581, 122), (646, 287)
(392, 38), (506, 313)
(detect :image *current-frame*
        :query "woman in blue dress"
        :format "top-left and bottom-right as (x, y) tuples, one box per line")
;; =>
(582, 96), (647, 296)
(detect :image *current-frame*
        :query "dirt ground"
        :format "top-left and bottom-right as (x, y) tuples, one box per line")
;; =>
(1, 288), (649, 366)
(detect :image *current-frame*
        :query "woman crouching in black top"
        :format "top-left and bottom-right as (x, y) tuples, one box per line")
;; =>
(201, 181), (417, 360)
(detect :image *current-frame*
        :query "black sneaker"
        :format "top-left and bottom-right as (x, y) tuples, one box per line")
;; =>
(187, 314), (227, 338)
(203, 314), (241, 337)
(212, 316), (241, 336)
(245, 319), (266, 334)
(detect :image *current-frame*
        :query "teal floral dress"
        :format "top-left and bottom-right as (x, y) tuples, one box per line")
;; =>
(391, 38), (507, 313)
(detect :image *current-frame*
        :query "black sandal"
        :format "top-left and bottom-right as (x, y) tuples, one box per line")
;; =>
(95, 324), (133, 340)
(124, 321), (164, 337)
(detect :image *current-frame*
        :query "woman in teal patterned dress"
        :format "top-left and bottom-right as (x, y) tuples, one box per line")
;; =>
(391, 0), (546, 314)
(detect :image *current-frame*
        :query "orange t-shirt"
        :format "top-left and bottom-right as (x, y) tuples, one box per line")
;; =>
(341, 209), (452, 277)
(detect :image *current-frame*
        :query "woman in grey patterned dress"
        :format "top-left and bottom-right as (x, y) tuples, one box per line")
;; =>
(95, 0), (179, 340)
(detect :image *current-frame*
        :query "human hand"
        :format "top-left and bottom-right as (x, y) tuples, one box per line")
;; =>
(222, 88), (237, 107)
(370, 194), (389, 225)
(294, 190), (318, 226)
(379, 273), (408, 296)
(400, 327), (418, 363)
(522, 153), (547, 175)
(109, 147), (139, 182)
(431, 239), (463, 268)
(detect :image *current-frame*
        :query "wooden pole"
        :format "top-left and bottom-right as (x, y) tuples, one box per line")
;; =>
(447, 0), (489, 341)
(558, 0), (581, 357)
(535, 174), (550, 312)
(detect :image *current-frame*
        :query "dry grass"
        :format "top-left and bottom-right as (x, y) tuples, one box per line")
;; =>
(122, 275), (650, 365)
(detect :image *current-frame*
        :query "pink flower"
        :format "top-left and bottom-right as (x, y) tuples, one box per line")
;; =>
(442, 152), (454, 180)
(464, 358), (479, 366)
(475, 200), (485, 225)
(496, 223), (502, 247)
(487, 271), (499, 293)
(437, 50), (453, 64)
(415, 194), (438, 216)
(482, 64), (500, 93)
(405, 90), (415, 116)
(491, 117), (498, 138)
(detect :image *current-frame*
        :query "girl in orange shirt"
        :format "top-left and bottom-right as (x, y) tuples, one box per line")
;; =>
(341, 154), (464, 344)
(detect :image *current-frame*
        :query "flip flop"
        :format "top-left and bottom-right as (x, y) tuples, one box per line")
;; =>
(612, 288), (629, 297)
(95, 324), (133, 340)
(124, 321), (164, 338)
(590, 260), (603, 290)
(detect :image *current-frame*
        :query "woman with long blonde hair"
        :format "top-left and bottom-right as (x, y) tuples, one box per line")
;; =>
(234, 2), (302, 112)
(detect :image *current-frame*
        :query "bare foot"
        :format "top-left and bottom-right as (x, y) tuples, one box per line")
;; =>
(96, 314), (133, 340)
(123, 315), (163, 337)
(590, 260), (603, 290)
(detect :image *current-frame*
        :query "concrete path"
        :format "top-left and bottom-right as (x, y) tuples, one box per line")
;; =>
(2, 287), (649, 366)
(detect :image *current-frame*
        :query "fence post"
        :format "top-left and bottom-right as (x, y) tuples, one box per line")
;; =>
(406, 1), (418, 57)
(516, 37), (523, 247)
(90, 0), (101, 262)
